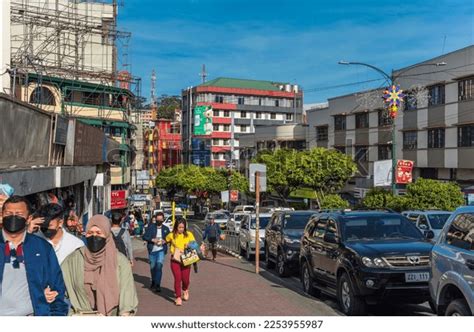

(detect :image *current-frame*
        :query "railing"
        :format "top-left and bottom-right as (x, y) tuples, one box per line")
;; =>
(218, 230), (240, 255)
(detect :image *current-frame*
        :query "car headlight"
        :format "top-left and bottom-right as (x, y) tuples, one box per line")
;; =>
(362, 257), (387, 268)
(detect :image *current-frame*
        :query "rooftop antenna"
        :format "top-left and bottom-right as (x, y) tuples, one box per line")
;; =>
(442, 35), (447, 54)
(200, 64), (207, 83)
(151, 69), (157, 106)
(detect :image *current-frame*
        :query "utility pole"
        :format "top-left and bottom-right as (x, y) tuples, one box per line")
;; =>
(255, 172), (261, 274)
(230, 110), (235, 171)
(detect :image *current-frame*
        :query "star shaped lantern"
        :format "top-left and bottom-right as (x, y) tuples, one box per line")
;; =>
(383, 85), (405, 119)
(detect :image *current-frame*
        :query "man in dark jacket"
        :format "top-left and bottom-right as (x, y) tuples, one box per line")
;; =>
(203, 217), (221, 261)
(0, 195), (68, 316)
(142, 212), (170, 293)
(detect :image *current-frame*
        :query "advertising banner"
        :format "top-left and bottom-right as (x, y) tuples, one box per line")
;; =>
(396, 159), (414, 184)
(374, 159), (392, 187)
(230, 190), (239, 202)
(194, 105), (213, 135)
(111, 190), (127, 210)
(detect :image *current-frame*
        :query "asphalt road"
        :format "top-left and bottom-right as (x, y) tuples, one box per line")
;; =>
(132, 220), (434, 316)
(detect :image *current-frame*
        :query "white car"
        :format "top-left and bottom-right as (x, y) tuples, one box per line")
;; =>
(227, 213), (247, 234)
(233, 205), (255, 214)
(238, 213), (272, 261)
(204, 211), (230, 229)
(414, 211), (452, 240)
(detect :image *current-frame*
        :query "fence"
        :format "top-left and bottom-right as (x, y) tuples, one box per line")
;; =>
(218, 230), (241, 256)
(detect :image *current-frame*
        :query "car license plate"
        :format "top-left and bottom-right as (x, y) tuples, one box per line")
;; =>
(405, 272), (430, 282)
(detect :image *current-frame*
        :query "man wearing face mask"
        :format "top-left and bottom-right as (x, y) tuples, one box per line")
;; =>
(0, 195), (68, 316)
(34, 204), (84, 264)
(143, 212), (170, 293)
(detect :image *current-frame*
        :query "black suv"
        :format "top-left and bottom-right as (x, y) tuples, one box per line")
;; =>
(300, 211), (434, 315)
(265, 211), (316, 277)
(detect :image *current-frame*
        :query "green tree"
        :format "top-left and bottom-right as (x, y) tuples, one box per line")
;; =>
(301, 148), (357, 206)
(362, 188), (394, 209)
(404, 178), (464, 211)
(320, 194), (350, 209)
(254, 149), (305, 202)
(157, 95), (181, 120)
(386, 195), (409, 212)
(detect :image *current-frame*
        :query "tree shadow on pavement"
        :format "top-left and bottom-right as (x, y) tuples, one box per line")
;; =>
(135, 257), (149, 264)
(210, 259), (256, 274)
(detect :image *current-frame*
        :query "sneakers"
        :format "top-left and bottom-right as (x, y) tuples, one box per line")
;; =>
(154, 285), (161, 293)
(175, 297), (182, 306)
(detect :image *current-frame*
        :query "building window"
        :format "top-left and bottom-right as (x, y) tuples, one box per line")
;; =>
(378, 109), (393, 126)
(259, 98), (262, 106)
(275, 99), (280, 107)
(286, 113), (293, 121)
(429, 84), (445, 106)
(355, 146), (368, 162)
(213, 124), (220, 132)
(404, 92), (418, 111)
(223, 139), (230, 146)
(223, 110), (230, 117)
(334, 146), (345, 154)
(240, 125), (247, 133)
(241, 111), (247, 118)
(238, 97), (245, 105)
(213, 110), (220, 117)
(223, 124), (230, 132)
(316, 126), (328, 141)
(458, 125), (474, 147)
(212, 138), (220, 146)
(214, 95), (224, 103)
(428, 128), (445, 148)
(378, 144), (392, 160)
(334, 115), (346, 131)
(403, 131), (418, 150)
(458, 77), (474, 101)
(270, 113), (276, 120)
(29, 87), (56, 106)
(255, 112), (262, 119)
(355, 112), (369, 129)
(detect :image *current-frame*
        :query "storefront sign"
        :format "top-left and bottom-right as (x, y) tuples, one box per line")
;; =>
(230, 190), (239, 202)
(111, 190), (127, 209)
(396, 160), (414, 184)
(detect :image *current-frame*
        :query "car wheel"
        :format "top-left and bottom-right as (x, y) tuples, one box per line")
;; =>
(246, 244), (254, 261)
(301, 261), (318, 296)
(445, 299), (471, 316)
(337, 272), (366, 315)
(265, 246), (275, 269)
(277, 251), (290, 277)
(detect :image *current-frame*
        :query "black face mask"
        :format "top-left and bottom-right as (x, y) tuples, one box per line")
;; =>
(156, 220), (164, 226)
(86, 236), (107, 253)
(41, 226), (58, 239)
(3, 215), (27, 234)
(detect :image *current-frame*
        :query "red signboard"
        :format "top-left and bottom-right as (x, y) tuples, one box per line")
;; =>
(396, 160), (414, 184)
(111, 190), (127, 210)
(230, 190), (239, 202)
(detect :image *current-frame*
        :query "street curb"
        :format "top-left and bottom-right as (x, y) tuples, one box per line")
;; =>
(216, 244), (242, 259)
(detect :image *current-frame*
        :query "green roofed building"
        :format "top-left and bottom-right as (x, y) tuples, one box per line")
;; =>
(182, 77), (304, 169)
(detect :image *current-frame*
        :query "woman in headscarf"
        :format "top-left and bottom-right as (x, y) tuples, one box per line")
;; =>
(61, 215), (138, 316)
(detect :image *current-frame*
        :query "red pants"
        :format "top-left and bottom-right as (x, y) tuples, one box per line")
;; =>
(170, 260), (191, 298)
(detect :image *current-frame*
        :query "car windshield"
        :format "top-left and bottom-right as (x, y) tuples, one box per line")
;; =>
(428, 214), (451, 229)
(283, 214), (312, 230)
(250, 217), (271, 229)
(212, 214), (228, 220)
(233, 214), (245, 221)
(341, 215), (423, 241)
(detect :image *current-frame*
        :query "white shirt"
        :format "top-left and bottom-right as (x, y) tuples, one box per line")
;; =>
(37, 229), (84, 264)
(152, 226), (164, 252)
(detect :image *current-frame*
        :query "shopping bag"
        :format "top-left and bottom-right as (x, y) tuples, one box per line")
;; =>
(180, 248), (200, 266)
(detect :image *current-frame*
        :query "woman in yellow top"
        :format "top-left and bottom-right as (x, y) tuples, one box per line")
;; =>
(165, 218), (195, 306)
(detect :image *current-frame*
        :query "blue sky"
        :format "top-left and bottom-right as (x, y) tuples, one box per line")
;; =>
(119, 0), (474, 104)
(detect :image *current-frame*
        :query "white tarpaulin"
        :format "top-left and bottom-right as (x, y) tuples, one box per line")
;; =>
(374, 159), (392, 187)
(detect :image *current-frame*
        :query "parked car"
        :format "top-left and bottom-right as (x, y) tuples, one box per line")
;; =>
(233, 205), (255, 214)
(204, 211), (230, 229)
(401, 210), (424, 222)
(265, 211), (316, 277)
(430, 206), (474, 316)
(227, 213), (247, 234)
(414, 211), (452, 240)
(300, 210), (434, 315)
(239, 213), (272, 261)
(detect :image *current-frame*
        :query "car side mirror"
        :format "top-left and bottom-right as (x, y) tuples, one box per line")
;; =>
(324, 233), (338, 244)
(425, 230), (435, 240)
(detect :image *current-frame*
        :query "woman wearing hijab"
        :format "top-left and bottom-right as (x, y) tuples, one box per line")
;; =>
(165, 217), (195, 306)
(61, 215), (138, 316)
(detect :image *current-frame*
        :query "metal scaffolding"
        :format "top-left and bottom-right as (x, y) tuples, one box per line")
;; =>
(10, 0), (130, 85)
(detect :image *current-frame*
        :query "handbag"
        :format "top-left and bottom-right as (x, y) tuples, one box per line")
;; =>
(180, 248), (200, 267)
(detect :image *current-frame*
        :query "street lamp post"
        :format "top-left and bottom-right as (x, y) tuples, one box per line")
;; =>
(338, 61), (446, 195)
